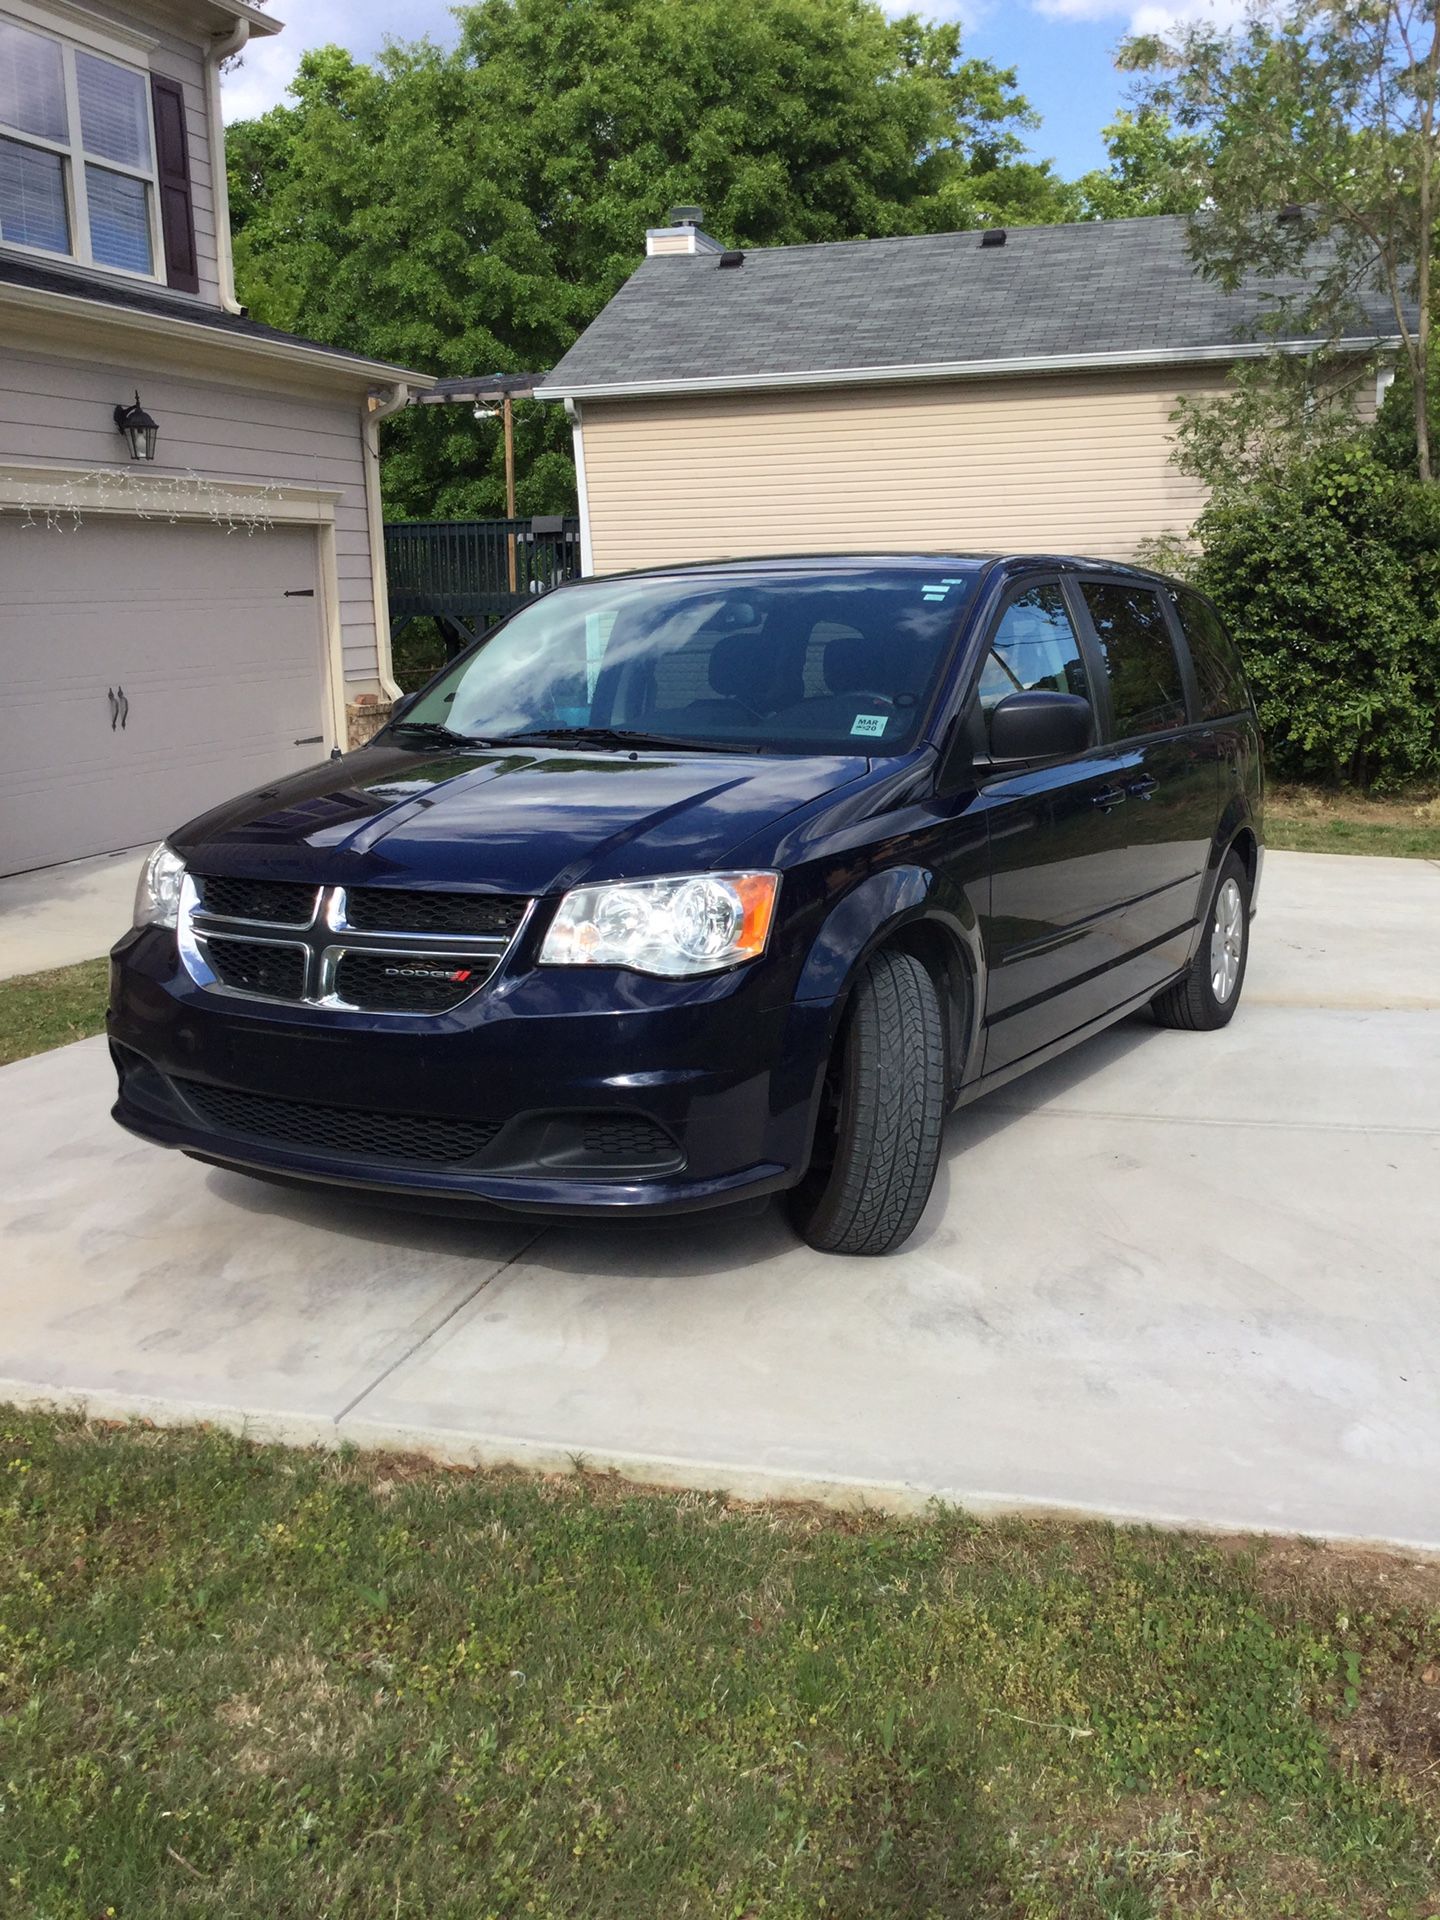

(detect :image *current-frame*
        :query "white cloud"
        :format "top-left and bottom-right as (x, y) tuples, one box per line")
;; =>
(1031, 0), (1251, 26)
(221, 0), (462, 121)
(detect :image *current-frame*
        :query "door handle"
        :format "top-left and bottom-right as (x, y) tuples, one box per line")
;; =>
(293, 733), (323, 745)
(116, 685), (129, 730)
(107, 686), (118, 730)
(1091, 786), (1127, 811)
(1127, 774), (1158, 800)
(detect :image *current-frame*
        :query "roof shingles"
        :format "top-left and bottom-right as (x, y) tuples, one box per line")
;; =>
(541, 215), (1399, 394)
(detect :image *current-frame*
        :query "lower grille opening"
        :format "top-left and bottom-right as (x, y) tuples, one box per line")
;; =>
(205, 937), (307, 1001)
(579, 1116), (678, 1161)
(332, 950), (494, 1013)
(174, 1078), (501, 1167)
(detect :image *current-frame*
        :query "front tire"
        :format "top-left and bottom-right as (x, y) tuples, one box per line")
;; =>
(787, 947), (946, 1256)
(1151, 849), (1251, 1031)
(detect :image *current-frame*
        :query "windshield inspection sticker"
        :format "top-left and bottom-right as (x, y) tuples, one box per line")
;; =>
(851, 714), (889, 738)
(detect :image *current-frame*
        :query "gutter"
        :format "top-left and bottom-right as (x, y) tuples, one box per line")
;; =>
(565, 399), (594, 576)
(0, 277), (431, 388)
(537, 334), (1403, 404)
(364, 384), (411, 704)
(205, 18), (250, 315)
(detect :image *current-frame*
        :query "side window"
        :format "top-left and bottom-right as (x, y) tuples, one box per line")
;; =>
(1174, 589), (1250, 720)
(977, 584), (1090, 712)
(1079, 582), (1187, 737)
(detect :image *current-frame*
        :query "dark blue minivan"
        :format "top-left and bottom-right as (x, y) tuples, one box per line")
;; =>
(109, 554), (1262, 1255)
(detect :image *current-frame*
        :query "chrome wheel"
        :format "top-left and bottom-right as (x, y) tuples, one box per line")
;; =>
(1209, 877), (1244, 1003)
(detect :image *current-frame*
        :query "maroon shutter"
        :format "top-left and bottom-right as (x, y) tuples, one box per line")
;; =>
(150, 75), (199, 293)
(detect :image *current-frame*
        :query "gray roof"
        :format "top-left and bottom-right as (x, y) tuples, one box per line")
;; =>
(0, 253), (428, 385)
(540, 215), (1401, 397)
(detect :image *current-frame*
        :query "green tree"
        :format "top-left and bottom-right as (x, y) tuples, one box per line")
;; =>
(1073, 108), (1208, 220)
(1124, 1), (1440, 481)
(228, 0), (1077, 518)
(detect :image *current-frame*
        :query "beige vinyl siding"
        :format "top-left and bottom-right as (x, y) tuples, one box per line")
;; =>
(580, 367), (1228, 573)
(0, 344), (381, 684)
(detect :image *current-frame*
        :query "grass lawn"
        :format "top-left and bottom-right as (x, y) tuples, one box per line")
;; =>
(3, 1417), (1438, 1918)
(0, 958), (109, 1068)
(1266, 786), (1440, 859)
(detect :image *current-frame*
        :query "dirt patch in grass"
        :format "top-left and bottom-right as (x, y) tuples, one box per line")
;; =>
(1267, 784), (1440, 858)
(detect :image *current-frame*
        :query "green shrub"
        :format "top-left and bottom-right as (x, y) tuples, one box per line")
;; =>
(1189, 445), (1440, 791)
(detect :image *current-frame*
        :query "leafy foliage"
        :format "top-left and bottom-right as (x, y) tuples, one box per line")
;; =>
(1071, 109), (1209, 221)
(1123, 2), (1440, 480)
(1165, 353), (1379, 495)
(1187, 445), (1440, 790)
(227, 0), (1080, 518)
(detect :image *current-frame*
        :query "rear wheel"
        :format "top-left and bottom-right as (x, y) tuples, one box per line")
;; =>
(787, 947), (946, 1256)
(1151, 849), (1250, 1031)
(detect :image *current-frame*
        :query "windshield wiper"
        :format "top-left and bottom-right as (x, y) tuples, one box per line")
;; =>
(387, 719), (497, 750)
(508, 725), (751, 754)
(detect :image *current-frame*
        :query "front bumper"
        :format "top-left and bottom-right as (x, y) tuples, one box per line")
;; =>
(108, 926), (830, 1218)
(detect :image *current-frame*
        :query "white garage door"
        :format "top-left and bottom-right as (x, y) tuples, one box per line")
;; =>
(0, 516), (331, 875)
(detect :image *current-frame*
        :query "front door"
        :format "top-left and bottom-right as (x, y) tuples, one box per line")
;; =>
(975, 580), (1139, 1074)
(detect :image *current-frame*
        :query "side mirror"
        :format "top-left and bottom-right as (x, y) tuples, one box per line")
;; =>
(387, 690), (421, 724)
(986, 690), (1092, 768)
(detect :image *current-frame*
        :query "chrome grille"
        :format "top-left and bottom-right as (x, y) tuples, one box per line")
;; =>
(194, 875), (319, 925)
(344, 887), (527, 937)
(205, 937), (307, 1001)
(180, 877), (529, 1015)
(330, 950), (498, 1014)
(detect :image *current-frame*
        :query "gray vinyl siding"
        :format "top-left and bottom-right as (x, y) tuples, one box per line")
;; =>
(0, 345), (381, 684)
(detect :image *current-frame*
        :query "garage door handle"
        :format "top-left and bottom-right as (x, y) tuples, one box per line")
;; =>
(107, 686), (118, 730)
(294, 734), (323, 745)
(1127, 775), (1158, 800)
(284, 588), (315, 598)
(1091, 786), (1127, 811)
(116, 685), (128, 730)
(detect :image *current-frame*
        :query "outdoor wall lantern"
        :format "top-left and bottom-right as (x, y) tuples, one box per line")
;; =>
(113, 391), (160, 462)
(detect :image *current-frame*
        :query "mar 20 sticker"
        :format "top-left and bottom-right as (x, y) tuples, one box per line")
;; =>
(851, 714), (888, 738)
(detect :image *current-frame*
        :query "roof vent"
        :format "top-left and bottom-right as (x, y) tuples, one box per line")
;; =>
(979, 228), (1007, 248)
(666, 205), (704, 228)
(718, 249), (745, 269)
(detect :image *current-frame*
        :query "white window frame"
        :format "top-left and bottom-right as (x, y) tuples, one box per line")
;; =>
(0, 7), (163, 284)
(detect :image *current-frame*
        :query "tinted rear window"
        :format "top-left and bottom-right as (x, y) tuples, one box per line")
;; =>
(1175, 589), (1251, 720)
(1080, 581), (1188, 738)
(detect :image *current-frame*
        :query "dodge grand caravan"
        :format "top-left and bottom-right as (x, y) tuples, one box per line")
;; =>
(109, 555), (1263, 1256)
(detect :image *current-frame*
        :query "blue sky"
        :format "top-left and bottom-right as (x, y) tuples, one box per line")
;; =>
(222, 1), (1245, 182)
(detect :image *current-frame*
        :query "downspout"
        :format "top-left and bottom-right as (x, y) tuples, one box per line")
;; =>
(364, 383), (411, 704)
(205, 19), (249, 314)
(565, 398), (594, 575)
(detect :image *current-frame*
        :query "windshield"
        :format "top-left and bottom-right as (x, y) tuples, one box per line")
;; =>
(396, 567), (978, 755)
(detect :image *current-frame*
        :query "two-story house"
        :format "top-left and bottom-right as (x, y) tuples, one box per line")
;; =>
(0, 0), (430, 877)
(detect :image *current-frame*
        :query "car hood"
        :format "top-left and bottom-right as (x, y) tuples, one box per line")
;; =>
(172, 740), (874, 895)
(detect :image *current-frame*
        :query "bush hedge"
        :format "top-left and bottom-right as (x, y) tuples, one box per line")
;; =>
(1186, 445), (1440, 792)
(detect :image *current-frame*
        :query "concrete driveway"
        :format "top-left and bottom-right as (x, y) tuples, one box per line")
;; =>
(3, 849), (1438, 1548)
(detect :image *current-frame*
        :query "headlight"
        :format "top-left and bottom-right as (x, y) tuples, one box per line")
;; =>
(539, 871), (779, 977)
(133, 842), (187, 930)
